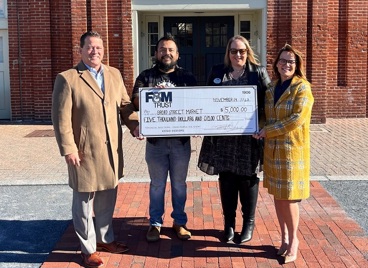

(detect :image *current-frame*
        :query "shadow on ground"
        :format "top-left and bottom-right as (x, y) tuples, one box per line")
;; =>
(0, 219), (71, 263)
(43, 217), (285, 266)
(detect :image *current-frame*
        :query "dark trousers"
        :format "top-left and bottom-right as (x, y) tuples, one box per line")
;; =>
(219, 171), (259, 242)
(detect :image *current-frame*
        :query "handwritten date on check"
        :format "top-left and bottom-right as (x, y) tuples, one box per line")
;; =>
(139, 86), (258, 137)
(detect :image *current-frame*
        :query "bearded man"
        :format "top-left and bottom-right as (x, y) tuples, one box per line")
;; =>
(130, 35), (197, 242)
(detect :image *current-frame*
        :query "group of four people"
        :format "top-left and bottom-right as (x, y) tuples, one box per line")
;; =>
(52, 31), (313, 267)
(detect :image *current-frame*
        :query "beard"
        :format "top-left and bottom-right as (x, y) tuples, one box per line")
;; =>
(156, 56), (177, 72)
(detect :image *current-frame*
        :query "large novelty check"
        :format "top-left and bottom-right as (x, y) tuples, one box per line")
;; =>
(139, 86), (258, 137)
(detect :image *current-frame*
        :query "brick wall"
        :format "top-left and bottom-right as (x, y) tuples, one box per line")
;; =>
(105, 0), (134, 93)
(267, 0), (367, 123)
(324, 0), (368, 119)
(7, 0), (368, 122)
(8, 0), (54, 121)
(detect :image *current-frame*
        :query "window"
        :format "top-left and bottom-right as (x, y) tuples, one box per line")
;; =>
(168, 22), (193, 48)
(240, 21), (251, 41)
(205, 23), (228, 47)
(0, 0), (5, 18)
(147, 22), (159, 66)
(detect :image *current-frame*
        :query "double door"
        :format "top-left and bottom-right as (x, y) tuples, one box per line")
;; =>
(164, 16), (234, 85)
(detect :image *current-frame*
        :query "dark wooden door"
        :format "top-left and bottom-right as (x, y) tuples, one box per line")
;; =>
(164, 16), (234, 85)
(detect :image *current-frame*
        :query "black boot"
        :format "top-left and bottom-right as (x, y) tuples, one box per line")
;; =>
(219, 173), (238, 242)
(239, 175), (259, 243)
(224, 226), (235, 242)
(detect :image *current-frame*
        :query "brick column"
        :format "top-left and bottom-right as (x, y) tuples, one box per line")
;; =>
(304, 0), (328, 123)
(30, 0), (53, 120)
(90, 0), (109, 64)
(325, 0), (367, 118)
(346, 0), (367, 117)
(267, 0), (328, 123)
(70, 0), (88, 65)
(120, 0), (134, 94)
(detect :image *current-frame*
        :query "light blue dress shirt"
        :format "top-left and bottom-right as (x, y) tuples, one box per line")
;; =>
(84, 63), (105, 93)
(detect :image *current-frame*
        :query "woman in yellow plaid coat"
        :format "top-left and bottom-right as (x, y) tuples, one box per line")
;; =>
(255, 44), (314, 264)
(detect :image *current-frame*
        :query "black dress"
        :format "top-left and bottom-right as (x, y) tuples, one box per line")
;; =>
(198, 62), (270, 176)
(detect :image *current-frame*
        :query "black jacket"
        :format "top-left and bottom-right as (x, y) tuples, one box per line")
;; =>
(132, 65), (197, 144)
(206, 62), (271, 123)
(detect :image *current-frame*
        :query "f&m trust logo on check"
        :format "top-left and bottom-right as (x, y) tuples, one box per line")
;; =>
(145, 90), (173, 108)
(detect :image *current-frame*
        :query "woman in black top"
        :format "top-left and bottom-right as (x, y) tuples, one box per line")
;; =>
(198, 35), (270, 243)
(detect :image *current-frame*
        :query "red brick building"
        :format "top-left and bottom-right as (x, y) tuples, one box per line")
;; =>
(1, 0), (367, 123)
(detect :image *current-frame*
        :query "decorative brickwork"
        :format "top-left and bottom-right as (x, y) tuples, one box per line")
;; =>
(267, 0), (368, 123)
(7, 0), (368, 123)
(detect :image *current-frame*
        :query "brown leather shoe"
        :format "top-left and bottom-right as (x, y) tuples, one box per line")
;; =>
(81, 252), (103, 268)
(96, 241), (129, 254)
(173, 224), (191, 240)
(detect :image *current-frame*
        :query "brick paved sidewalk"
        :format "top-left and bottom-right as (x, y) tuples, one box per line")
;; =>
(2, 119), (367, 267)
(41, 181), (368, 268)
(119, 118), (368, 183)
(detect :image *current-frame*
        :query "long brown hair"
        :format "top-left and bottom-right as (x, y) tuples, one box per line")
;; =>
(273, 44), (307, 81)
(224, 35), (259, 67)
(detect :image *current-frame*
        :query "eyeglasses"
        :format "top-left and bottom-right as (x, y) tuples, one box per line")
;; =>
(278, 58), (296, 65)
(229, 49), (247, 55)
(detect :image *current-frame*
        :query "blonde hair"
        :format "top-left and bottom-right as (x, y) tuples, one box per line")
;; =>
(224, 35), (259, 67)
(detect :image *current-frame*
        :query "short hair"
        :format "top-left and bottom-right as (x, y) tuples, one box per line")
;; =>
(272, 44), (307, 81)
(224, 35), (259, 67)
(155, 35), (179, 52)
(80, 31), (102, 48)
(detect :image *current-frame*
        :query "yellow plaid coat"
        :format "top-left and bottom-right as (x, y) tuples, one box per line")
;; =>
(263, 76), (314, 200)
